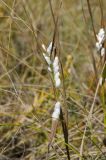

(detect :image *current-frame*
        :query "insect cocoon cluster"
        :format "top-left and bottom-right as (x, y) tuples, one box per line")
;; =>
(42, 42), (61, 88)
(52, 101), (61, 120)
(96, 28), (105, 56)
(47, 42), (53, 54)
(42, 42), (53, 71)
(53, 56), (61, 88)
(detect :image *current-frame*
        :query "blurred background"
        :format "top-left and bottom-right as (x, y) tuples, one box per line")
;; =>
(0, 0), (106, 159)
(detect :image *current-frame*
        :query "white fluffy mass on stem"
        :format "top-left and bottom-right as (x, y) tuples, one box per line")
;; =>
(101, 48), (105, 57)
(96, 28), (105, 56)
(52, 101), (61, 120)
(53, 56), (61, 88)
(42, 42), (53, 71)
(42, 43), (61, 87)
(47, 42), (53, 55)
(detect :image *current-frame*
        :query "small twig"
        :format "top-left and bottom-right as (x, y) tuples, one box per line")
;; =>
(98, 0), (104, 28)
(60, 108), (70, 160)
(86, 0), (97, 41)
(79, 125), (87, 160)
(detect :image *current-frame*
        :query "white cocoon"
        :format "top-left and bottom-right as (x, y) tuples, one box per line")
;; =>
(101, 48), (105, 56)
(54, 66), (59, 74)
(52, 101), (61, 119)
(47, 42), (53, 55)
(96, 28), (105, 52)
(43, 53), (51, 65)
(55, 78), (61, 87)
(53, 56), (59, 68)
(54, 72), (60, 80)
(96, 42), (102, 51)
